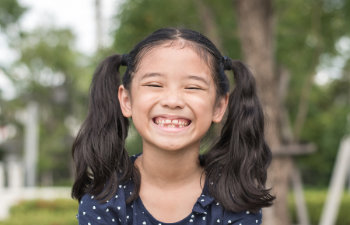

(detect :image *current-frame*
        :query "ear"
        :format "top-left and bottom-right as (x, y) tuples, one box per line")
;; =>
(212, 93), (229, 123)
(118, 85), (132, 117)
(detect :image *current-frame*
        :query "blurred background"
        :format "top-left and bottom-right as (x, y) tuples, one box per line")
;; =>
(0, 0), (349, 224)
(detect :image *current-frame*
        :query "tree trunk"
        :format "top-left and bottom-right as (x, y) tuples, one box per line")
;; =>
(234, 0), (292, 224)
(194, 0), (223, 50)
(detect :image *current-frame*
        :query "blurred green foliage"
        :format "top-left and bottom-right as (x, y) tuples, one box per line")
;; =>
(0, 0), (25, 31)
(288, 190), (350, 225)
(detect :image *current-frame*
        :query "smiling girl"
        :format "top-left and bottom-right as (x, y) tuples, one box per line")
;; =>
(72, 28), (274, 225)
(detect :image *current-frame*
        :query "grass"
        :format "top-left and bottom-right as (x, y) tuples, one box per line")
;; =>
(0, 199), (78, 225)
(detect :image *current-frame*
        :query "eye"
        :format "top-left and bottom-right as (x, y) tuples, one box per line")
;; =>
(185, 86), (203, 90)
(143, 83), (162, 88)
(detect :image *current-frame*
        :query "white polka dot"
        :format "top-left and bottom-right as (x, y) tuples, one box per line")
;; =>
(119, 185), (122, 188)
(204, 211), (207, 214)
(123, 185), (126, 189)
(83, 211), (86, 215)
(88, 223), (91, 225)
(239, 223), (242, 225)
(97, 216), (101, 220)
(92, 206), (96, 210)
(115, 195), (119, 198)
(117, 206), (121, 210)
(202, 216), (206, 220)
(91, 195), (94, 199)
(256, 220), (259, 223)
(189, 219), (193, 222)
(112, 218), (115, 222)
(201, 199), (205, 202)
(80, 200), (83, 204)
(217, 219), (220, 223)
(127, 215), (129, 219)
(246, 210), (250, 214)
(228, 220), (232, 223)
(158, 224), (162, 225)
(142, 221), (146, 225)
(216, 202), (220, 206)
(106, 208), (109, 212)
(191, 214), (194, 218)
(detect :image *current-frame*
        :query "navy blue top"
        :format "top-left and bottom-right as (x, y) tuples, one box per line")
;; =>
(77, 155), (262, 225)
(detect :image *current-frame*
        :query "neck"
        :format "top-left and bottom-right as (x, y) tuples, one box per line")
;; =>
(135, 143), (203, 188)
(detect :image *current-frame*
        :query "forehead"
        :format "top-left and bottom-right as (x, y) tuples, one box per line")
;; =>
(134, 42), (213, 79)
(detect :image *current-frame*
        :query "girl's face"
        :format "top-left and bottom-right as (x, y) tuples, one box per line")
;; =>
(119, 43), (228, 153)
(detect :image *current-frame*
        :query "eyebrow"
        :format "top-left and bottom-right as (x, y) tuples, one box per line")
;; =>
(140, 72), (209, 85)
(140, 73), (163, 80)
(187, 75), (210, 85)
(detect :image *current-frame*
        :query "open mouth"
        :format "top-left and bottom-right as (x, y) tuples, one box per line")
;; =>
(153, 117), (191, 128)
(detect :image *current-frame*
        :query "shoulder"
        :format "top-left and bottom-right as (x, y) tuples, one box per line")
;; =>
(77, 181), (134, 224)
(200, 183), (262, 225)
(195, 189), (262, 225)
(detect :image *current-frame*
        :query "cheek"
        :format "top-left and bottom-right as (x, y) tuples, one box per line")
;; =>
(187, 95), (217, 126)
(187, 93), (216, 111)
(130, 91), (158, 117)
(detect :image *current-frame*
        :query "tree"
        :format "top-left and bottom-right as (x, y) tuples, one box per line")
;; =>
(235, 0), (350, 224)
(3, 26), (92, 185)
(0, 0), (25, 31)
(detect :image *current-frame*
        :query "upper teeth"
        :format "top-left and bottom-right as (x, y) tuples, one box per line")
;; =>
(155, 118), (189, 126)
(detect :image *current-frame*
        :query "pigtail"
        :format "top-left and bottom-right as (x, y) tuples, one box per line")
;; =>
(204, 59), (274, 212)
(72, 54), (134, 201)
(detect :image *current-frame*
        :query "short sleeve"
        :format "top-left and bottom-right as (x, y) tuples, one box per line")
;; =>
(223, 209), (262, 225)
(77, 194), (121, 225)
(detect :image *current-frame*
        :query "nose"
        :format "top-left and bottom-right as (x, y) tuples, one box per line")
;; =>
(159, 89), (185, 109)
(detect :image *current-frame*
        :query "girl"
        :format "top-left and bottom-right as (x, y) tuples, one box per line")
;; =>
(72, 27), (274, 225)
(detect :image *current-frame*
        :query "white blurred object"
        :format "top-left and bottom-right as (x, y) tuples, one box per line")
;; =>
(0, 162), (4, 190)
(18, 102), (39, 187)
(319, 136), (350, 225)
(7, 159), (23, 189)
(0, 187), (70, 220)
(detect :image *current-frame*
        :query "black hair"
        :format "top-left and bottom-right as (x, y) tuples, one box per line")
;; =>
(72, 27), (274, 212)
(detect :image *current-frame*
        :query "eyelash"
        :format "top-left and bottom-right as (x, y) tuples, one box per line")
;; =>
(144, 84), (162, 88)
(143, 84), (203, 90)
(186, 87), (202, 90)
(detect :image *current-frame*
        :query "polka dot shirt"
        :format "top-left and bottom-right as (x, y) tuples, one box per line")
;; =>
(77, 156), (262, 225)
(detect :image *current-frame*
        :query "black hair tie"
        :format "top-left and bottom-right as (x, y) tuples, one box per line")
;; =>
(121, 54), (128, 66)
(222, 56), (232, 70)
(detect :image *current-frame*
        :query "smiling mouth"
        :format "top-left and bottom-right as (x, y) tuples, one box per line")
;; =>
(153, 117), (191, 128)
